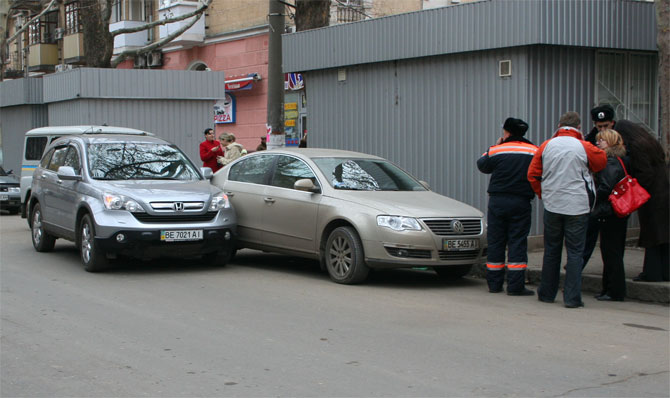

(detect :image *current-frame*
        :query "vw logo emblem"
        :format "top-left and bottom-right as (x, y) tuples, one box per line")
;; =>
(451, 220), (464, 234)
(173, 202), (184, 211)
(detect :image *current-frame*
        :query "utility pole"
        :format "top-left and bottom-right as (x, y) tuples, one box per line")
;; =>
(266, 0), (285, 149)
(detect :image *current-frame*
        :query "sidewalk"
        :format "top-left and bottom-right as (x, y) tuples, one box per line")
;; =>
(471, 242), (669, 304)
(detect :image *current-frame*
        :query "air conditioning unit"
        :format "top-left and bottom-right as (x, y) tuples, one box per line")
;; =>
(55, 64), (73, 73)
(148, 51), (163, 67)
(134, 55), (147, 69)
(54, 28), (65, 40)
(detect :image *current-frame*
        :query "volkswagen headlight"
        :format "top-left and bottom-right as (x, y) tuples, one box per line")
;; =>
(377, 215), (422, 231)
(103, 193), (145, 213)
(209, 193), (230, 211)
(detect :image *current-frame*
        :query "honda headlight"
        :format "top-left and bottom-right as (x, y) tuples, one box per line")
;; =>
(8, 187), (19, 193)
(377, 215), (423, 231)
(209, 193), (230, 211)
(103, 193), (145, 213)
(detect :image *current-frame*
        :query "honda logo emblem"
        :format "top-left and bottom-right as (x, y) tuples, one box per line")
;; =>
(451, 220), (464, 234)
(173, 202), (184, 211)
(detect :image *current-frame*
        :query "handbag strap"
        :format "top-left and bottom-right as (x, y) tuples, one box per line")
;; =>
(616, 156), (629, 176)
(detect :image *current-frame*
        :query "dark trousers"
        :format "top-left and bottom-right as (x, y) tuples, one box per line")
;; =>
(598, 216), (628, 299)
(582, 216), (600, 268)
(485, 195), (532, 293)
(641, 243), (670, 282)
(538, 210), (588, 306)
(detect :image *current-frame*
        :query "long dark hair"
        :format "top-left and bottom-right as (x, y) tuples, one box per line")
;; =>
(615, 120), (665, 165)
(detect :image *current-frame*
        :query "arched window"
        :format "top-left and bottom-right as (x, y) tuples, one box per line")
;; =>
(189, 61), (210, 71)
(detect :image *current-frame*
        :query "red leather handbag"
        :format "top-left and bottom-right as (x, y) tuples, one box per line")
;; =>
(608, 157), (650, 217)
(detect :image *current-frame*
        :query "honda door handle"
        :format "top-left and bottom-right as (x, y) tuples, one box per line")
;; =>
(225, 191), (234, 198)
(264, 197), (275, 203)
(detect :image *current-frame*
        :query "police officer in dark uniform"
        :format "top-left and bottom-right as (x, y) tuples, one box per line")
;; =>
(584, 104), (616, 145)
(582, 104), (617, 268)
(477, 118), (538, 295)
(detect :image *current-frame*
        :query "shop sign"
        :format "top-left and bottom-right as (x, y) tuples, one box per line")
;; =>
(284, 73), (304, 91)
(284, 102), (298, 110)
(285, 120), (296, 127)
(214, 93), (236, 124)
(225, 80), (253, 91)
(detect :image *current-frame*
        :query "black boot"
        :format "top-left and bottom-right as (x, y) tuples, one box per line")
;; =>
(507, 288), (535, 296)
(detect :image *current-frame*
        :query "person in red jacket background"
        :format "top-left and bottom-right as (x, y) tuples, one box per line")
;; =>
(199, 128), (224, 172)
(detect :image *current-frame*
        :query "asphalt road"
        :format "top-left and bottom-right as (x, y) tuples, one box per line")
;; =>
(1, 214), (669, 397)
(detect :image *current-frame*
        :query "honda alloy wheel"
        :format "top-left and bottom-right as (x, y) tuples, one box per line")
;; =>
(79, 214), (108, 272)
(31, 203), (55, 252)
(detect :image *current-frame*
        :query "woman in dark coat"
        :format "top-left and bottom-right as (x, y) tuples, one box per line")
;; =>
(614, 120), (669, 282)
(592, 129), (629, 300)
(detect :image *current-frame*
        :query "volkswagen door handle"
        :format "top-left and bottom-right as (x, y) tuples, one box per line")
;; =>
(225, 191), (234, 198)
(264, 197), (275, 203)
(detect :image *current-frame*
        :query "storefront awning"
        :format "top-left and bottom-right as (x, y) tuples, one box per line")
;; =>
(225, 73), (261, 91)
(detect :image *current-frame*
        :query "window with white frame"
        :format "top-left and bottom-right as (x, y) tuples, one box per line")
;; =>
(596, 51), (658, 133)
(29, 11), (58, 44)
(110, 0), (151, 23)
(65, 1), (82, 35)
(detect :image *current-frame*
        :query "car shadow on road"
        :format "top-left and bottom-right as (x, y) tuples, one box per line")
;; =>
(42, 243), (232, 275)
(229, 249), (325, 280)
(231, 249), (481, 290)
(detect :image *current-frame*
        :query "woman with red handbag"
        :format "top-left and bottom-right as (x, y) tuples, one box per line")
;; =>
(591, 129), (629, 301)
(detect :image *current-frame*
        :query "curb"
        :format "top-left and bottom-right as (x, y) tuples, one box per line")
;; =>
(470, 263), (669, 304)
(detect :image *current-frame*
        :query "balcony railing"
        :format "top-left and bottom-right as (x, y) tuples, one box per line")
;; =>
(63, 32), (85, 64)
(27, 43), (58, 72)
(158, 0), (204, 46)
(110, 20), (151, 53)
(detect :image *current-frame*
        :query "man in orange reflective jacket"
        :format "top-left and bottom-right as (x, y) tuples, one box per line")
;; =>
(477, 118), (538, 296)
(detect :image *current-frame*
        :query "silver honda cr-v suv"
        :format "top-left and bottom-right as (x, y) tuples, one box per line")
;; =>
(28, 131), (236, 271)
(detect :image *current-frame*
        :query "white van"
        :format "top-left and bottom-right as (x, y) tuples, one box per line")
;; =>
(19, 125), (152, 217)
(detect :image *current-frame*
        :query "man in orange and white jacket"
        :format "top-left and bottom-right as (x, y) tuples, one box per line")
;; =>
(527, 111), (607, 308)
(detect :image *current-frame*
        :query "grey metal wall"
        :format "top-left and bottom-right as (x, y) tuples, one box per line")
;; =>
(0, 77), (44, 107)
(305, 45), (605, 236)
(284, 0), (657, 73)
(47, 99), (213, 165)
(0, 68), (227, 169)
(43, 68), (227, 102)
(41, 68), (227, 164)
(0, 105), (48, 173)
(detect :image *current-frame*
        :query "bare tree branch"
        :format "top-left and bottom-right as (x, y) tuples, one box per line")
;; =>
(5, 0), (59, 44)
(1, 0), (59, 80)
(110, 0), (210, 37)
(110, 4), (207, 68)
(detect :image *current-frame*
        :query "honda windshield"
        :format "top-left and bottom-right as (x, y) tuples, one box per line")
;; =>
(88, 142), (201, 181)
